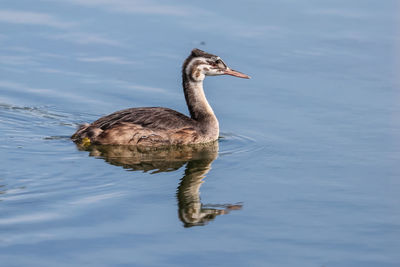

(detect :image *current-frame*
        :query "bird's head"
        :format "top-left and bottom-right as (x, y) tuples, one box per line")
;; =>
(183, 48), (250, 82)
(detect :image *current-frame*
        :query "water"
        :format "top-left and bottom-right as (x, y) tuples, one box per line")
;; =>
(1, 0), (399, 266)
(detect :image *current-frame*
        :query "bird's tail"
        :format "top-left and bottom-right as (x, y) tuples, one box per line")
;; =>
(71, 123), (90, 142)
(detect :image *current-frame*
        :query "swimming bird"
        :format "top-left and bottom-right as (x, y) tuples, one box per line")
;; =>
(71, 48), (250, 146)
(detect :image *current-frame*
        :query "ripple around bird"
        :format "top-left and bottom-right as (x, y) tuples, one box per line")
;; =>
(219, 132), (263, 156)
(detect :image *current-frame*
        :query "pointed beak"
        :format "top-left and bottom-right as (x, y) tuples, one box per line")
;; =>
(223, 68), (251, 79)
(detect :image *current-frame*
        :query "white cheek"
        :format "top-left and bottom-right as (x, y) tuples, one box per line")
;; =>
(185, 57), (208, 77)
(206, 68), (222, 76)
(192, 69), (206, 81)
(197, 72), (206, 80)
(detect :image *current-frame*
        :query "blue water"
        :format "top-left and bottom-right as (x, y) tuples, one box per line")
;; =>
(1, 1), (399, 266)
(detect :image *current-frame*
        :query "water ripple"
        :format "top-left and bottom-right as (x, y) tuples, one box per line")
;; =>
(219, 132), (264, 156)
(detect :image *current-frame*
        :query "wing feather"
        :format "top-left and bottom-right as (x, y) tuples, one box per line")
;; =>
(92, 107), (197, 131)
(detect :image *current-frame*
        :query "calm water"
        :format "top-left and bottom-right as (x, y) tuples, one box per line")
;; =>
(1, 1), (400, 266)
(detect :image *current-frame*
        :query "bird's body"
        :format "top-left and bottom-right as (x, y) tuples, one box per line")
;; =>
(71, 49), (249, 146)
(72, 107), (212, 146)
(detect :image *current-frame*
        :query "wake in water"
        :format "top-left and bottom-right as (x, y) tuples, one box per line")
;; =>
(0, 103), (94, 143)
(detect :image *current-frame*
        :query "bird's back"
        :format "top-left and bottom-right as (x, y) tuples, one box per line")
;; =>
(92, 107), (196, 131)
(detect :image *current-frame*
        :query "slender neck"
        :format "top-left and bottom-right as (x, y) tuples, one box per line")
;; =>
(182, 75), (219, 134)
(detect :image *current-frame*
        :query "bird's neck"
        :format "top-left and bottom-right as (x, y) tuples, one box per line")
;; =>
(182, 75), (219, 137)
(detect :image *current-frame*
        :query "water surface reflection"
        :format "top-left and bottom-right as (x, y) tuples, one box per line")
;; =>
(77, 141), (242, 227)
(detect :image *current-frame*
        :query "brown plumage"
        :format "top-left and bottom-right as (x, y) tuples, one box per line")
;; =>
(71, 48), (250, 146)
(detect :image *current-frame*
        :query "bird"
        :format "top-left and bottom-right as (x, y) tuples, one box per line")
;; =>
(71, 48), (250, 146)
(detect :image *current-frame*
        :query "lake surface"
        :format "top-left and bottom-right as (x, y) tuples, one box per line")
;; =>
(1, 0), (399, 266)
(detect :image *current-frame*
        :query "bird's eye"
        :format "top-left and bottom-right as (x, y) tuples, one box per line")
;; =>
(215, 59), (227, 68)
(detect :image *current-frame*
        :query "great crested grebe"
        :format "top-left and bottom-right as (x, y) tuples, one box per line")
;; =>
(71, 48), (250, 146)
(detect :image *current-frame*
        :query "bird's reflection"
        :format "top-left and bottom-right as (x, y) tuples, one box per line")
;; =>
(79, 141), (242, 227)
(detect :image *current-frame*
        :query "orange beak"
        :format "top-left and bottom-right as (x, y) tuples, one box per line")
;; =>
(223, 68), (251, 79)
